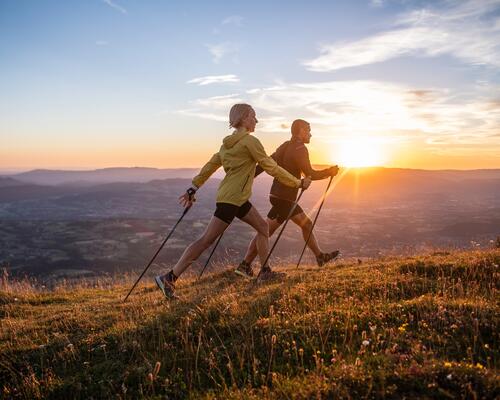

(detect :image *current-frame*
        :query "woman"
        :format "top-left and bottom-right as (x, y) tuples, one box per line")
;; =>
(155, 104), (311, 299)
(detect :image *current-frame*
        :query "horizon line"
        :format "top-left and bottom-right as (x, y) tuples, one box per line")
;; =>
(2, 165), (500, 175)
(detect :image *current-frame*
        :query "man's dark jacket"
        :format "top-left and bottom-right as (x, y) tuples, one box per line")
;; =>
(256, 137), (331, 202)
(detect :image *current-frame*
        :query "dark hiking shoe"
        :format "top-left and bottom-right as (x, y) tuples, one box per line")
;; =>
(234, 260), (254, 279)
(258, 267), (286, 282)
(155, 273), (178, 300)
(316, 250), (340, 267)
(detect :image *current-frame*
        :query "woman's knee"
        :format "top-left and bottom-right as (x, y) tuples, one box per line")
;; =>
(194, 235), (214, 249)
(256, 220), (269, 237)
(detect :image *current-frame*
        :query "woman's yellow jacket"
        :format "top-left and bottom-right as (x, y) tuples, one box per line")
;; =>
(192, 129), (302, 206)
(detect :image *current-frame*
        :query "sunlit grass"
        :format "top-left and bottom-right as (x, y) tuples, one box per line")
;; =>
(1, 249), (498, 399)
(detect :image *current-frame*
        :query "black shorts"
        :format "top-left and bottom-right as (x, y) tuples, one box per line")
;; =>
(267, 196), (304, 224)
(214, 201), (252, 224)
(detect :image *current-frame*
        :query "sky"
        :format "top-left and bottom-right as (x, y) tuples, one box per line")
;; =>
(1, 0), (500, 172)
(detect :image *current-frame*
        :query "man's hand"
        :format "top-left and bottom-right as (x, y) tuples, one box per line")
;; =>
(301, 176), (312, 190)
(179, 188), (196, 208)
(328, 165), (339, 177)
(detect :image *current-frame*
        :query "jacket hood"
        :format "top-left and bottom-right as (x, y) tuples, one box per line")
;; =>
(223, 129), (249, 149)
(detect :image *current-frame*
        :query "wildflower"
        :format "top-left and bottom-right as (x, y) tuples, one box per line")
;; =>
(362, 340), (370, 347)
(444, 362), (452, 368)
(447, 374), (452, 380)
(271, 335), (277, 344)
(484, 344), (489, 349)
(476, 363), (484, 370)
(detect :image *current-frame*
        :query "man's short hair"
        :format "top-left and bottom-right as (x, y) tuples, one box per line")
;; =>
(291, 119), (309, 136)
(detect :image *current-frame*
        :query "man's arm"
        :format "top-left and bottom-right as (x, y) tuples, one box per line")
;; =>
(298, 147), (333, 180)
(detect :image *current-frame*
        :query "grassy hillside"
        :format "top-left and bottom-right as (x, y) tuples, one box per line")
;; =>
(1, 250), (499, 399)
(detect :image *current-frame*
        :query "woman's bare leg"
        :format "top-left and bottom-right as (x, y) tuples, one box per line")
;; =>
(243, 218), (281, 264)
(172, 216), (228, 277)
(239, 206), (271, 267)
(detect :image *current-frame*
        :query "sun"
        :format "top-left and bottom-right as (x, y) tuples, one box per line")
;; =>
(335, 137), (386, 168)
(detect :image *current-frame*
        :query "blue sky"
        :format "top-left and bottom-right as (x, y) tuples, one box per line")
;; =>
(1, 0), (499, 171)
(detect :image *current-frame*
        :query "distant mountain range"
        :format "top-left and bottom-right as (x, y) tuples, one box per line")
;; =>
(1, 167), (499, 205)
(1, 167), (499, 276)
(6, 167), (208, 186)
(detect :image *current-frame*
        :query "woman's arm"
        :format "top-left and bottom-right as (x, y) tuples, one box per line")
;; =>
(192, 152), (222, 189)
(246, 137), (301, 188)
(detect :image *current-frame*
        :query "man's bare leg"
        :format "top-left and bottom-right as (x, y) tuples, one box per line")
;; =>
(291, 212), (322, 257)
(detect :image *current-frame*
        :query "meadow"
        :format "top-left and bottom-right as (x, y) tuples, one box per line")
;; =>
(1, 249), (499, 399)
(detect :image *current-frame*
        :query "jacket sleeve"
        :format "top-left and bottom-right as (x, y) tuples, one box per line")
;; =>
(297, 147), (331, 180)
(191, 152), (222, 188)
(246, 138), (301, 188)
(254, 151), (276, 177)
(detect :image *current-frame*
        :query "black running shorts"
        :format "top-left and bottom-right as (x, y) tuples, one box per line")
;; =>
(267, 196), (304, 223)
(214, 201), (252, 224)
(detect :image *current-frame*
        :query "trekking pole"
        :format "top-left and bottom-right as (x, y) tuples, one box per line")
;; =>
(296, 175), (334, 269)
(198, 231), (225, 279)
(255, 186), (307, 280)
(123, 204), (192, 302)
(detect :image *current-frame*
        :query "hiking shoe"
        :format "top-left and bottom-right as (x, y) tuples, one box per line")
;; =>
(155, 274), (178, 300)
(234, 260), (254, 279)
(316, 250), (340, 267)
(258, 267), (286, 282)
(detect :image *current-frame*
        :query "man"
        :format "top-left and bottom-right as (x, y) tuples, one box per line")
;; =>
(234, 119), (340, 278)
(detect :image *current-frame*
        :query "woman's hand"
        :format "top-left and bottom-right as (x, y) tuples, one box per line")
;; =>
(179, 191), (196, 208)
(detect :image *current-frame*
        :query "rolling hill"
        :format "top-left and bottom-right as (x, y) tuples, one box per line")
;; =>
(0, 249), (498, 399)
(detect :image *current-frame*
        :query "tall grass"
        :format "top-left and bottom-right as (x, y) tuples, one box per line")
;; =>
(1, 249), (499, 399)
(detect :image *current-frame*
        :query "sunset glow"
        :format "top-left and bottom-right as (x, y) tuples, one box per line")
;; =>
(0, 1), (499, 171)
(335, 138), (386, 168)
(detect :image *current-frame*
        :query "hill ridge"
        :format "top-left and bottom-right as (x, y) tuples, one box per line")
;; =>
(1, 249), (499, 399)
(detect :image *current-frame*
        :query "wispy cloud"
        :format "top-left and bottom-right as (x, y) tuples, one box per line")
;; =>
(177, 94), (242, 122)
(95, 40), (109, 46)
(102, 0), (127, 14)
(206, 42), (239, 64)
(222, 15), (243, 26)
(187, 74), (240, 86)
(305, 0), (500, 71)
(177, 80), (500, 147)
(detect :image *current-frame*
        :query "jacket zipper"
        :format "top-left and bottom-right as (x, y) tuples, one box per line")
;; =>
(241, 174), (250, 191)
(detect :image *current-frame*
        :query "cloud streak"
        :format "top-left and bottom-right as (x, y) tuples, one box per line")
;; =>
(187, 74), (240, 86)
(304, 0), (500, 71)
(177, 80), (500, 147)
(102, 0), (127, 14)
(206, 42), (239, 63)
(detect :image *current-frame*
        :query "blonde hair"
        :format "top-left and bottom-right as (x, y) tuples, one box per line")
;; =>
(229, 103), (253, 129)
